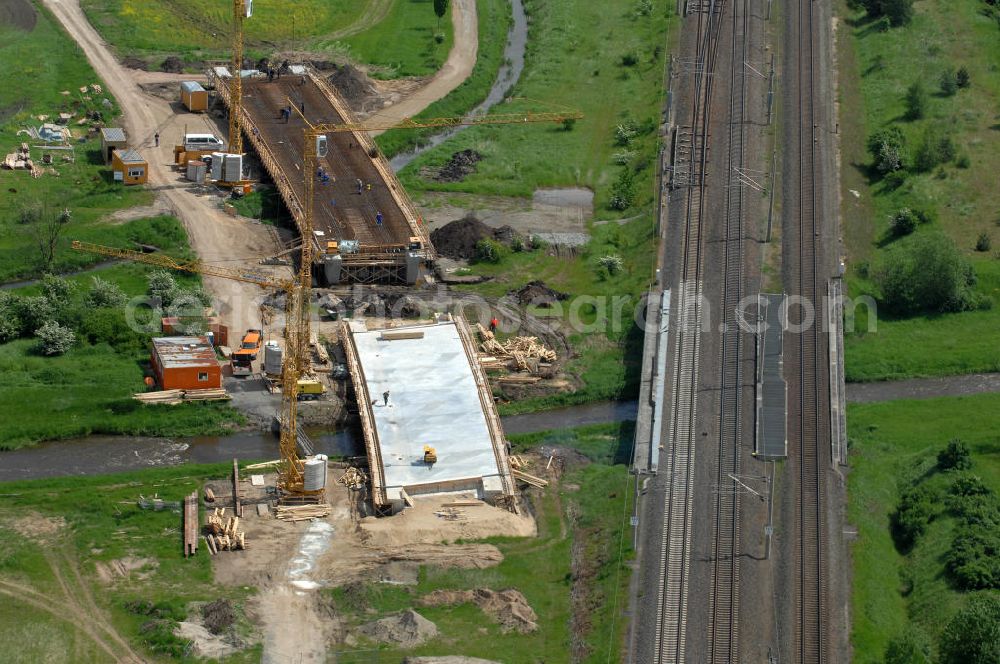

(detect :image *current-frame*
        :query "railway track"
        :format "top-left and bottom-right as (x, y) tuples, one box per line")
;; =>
(708, 0), (752, 660)
(788, 0), (829, 661)
(652, 1), (727, 662)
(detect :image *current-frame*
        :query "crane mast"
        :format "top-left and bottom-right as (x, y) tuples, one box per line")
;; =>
(228, 0), (249, 155)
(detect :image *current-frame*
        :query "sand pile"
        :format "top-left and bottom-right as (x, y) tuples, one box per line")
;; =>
(359, 609), (437, 647)
(328, 64), (377, 111)
(419, 588), (538, 633)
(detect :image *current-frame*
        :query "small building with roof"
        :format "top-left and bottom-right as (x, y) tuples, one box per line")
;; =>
(150, 336), (221, 390)
(180, 81), (208, 112)
(111, 148), (148, 185)
(100, 127), (126, 163)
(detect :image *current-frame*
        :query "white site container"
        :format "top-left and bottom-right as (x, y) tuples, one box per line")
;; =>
(303, 454), (328, 491)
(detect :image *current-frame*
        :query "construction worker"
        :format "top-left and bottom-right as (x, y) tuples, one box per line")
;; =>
(154, 132), (159, 147)
(383, 390), (390, 406)
(375, 211), (383, 226)
(299, 101), (305, 115)
(365, 183), (372, 192)
(490, 316), (498, 333)
(356, 178), (363, 194)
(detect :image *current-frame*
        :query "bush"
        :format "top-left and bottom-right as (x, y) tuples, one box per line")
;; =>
(957, 154), (971, 169)
(881, 0), (914, 25)
(0, 293), (23, 343)
(139, 620), (191, 658)
(609, 169), (636, 210)
(620, 52), (639, 67)
(957, 66), (971, 89)
(147, 270), (178, 306)
(976, 233), (992, 252)
(17, 295), (55, 336)
(890, 208), (919, 237)
(891, 484), (941, 551)
(904, 80), (928, 120)
(86, 275), (128, 308)
(939, 594), (1000, 664)
(939, 438), (973, 470)
(41, 274), (76, 306)
(475, 238), (504, 264)
(35, 320), (76, 356)
(875, 233), (979, 314)
(561, 117), (577, 132)
(79, 308), (147, 353)
(867, 127), (907, 174)
(940, 67), (958, 96)
(615, 122), (638, 146)
(946, 526), (1000, 589)
(598, 254), (624, 276)
(914, 127), (957, 172)
(884, 626), (933, 664)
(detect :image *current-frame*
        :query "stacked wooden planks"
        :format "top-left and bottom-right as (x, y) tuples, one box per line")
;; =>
(183, 492), (199, 557)
(274, 504), (331, 522)
(204, 507), (246, 554)
(336, 467), (368, 490)
(511, 469), (549, 488)
(134, 388), (230, 405)
(475, 324), (556, 373)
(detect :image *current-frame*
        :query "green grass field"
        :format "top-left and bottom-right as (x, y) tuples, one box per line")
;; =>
(328, 422), (635, 662)
(0, 464), (260, 663)
(847, 394), (1000, 662)
(838, 0), (1000, 381)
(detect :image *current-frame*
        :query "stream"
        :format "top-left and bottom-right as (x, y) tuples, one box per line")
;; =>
(389, 0), (528, 172)
(0, 400), (637, 482)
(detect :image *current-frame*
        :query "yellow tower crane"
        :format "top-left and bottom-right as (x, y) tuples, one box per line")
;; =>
(228, 0), (252, 156)
(69, 240), (315, 497)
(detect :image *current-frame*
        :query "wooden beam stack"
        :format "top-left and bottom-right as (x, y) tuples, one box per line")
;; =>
(183, 492), (198, 557)
(133, 388), (231, 405)
(475, 324), (556, 373)
(204, 507), (247, 554)
(273, 504), (331, 522)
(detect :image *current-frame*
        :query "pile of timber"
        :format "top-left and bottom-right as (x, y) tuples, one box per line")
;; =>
(273, 504), (331, 522)
(511, 469), (548, 488)
(508, 455), (528, 470)
(133, 388), (230, 405)
(476, 324), (556, 373)
(183, 492), (199, 557)
(337, 467), (367, 490)
(204, 507), (246, 554)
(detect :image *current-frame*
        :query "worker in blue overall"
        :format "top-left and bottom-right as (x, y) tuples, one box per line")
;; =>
(375, 211), (383, 226)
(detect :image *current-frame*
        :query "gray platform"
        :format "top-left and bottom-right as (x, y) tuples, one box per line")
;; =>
(756, 294), (787, 459)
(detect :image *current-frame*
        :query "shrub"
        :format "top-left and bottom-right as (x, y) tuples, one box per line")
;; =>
(17, 295), (55, 336)
(634, 0), (653, 16)
(598, 254), (624, 276)
(881, 0), (914, 25)
(475, 238), (504, 264)
(561, 117), (577, 132)
(874, 233), (979, 314)
(946, 527), (1000, 589)
(904, 80), (928, 120)
(976, 233), (992, 252)
(957, 66), (971, 88)
(86, 275), (128, 308)
(40, 274), (76, 306)
(615, 122), (638, 146)
(867, 127), (906, 174)
(890, 208), (919, 237)
(510, 235), (525, 252)
(35, 320), (76, 356)
(939, 594), (1000, 664)
(620, 52), (639, 67)
(884, 626), (933, 664)
(957, 154), (971, 169)
(939, 438), (973, 470)
(147, 270), (178, 306)
(609, 169), (636, 210)
(0, 292), (23, 343)
(914, 127), (957, 172)
(940, 67), (958, 96)
(891, 484), (940, 551)
(528, 235), (548, 251)
(79, 307), (147, 353)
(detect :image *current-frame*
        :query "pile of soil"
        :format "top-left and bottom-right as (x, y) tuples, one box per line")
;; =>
(201, 599), (236, 635)
(310, 59), (337, 71)
(122, 56), (148, 71)
(359, 609), (437, 647)
(510, 280), (568, 307)
(435, 149), (483, 182)
(324, 291), (427, 318)
(160, 56), (184, 73)
(1, 0), (37, 31)
(430, 215), (515, 260)
(419, 588), (538, 634)
(329, 65), (377, 112)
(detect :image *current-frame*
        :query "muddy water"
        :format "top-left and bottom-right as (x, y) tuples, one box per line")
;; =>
(389, 0), (528, 172)
(0, 400), (637, 482)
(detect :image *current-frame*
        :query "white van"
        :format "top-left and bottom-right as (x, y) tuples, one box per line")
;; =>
(183, 133), (225, 152)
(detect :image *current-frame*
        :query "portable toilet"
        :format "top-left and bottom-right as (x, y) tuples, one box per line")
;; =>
(180, 81), (208, 112)
(111, 149), (148, 185)
(100, 127), (126, 163)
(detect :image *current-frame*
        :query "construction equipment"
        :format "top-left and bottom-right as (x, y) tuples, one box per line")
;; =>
(296, 379), (325, 400)
(231, 328), (263, 375)
(70, 240), (315, 498)
(423, 445), (438, 465)
(229, 0), (251, 156)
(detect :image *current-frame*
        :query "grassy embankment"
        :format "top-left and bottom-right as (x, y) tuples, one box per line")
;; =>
(0, 463), (259, 663)
(79, 0), (453, 75)
(328, 422), (636, 663)
(848, 394), (1000, 662)
(392, 0), (676, 412)
(0, 3), (242, 449)
(838, 0), (1000, 381)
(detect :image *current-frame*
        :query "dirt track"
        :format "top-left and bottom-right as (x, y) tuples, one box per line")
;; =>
(368, 0), (478, 135)
(42, 0), (291, 337)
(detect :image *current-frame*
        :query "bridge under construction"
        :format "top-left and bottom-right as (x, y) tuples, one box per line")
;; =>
(210, 67), (434, 285)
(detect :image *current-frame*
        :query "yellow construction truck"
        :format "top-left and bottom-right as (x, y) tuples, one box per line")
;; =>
(231, 329), (262, 376)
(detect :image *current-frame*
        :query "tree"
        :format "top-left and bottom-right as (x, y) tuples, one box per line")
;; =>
(891, 484), (940, 551)
(609, 168), (636, 210)
(16, 295), (55, 336)
(41, 273), (76, 307)
(875, 233), (979, 315)
(940, 67), (958, 96)
(21, 206), (72, 271)
(914, 126), (957, 172)
(433, 0), (448, 29)
(939, 594), (1000, 664)
(86, 276), (128, 308)
(0, 292), (22, 343)
(884, 626), (933, 664)
(957, 66), (971, 89)
(147, 270), (178, 306)
(939, 439), (973, 471)
(889, 208), (919, 237)
(35, 320), (76, 356)
(880, 0), (914, 26)
(904, 80), (928, 120)
(867, 127), (907, 174)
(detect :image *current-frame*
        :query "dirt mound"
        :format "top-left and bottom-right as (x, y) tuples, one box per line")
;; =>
(419, 588), (538, 634)
(430, 215), (515, 260)
(122, 56), (148, 71)
(435, 149), (483, 182)
(359, 609), (437, 647)
(510, 280), (568, 307)
(201, 599), (236, 635)
(95, 556), (157, 583)
(0, 0), (36, 31)
(404, 658), (504, 664)
(160, 56), (184, 73)
(329, 65), (377, 111)
(175, 620), (240, 658)
(310, 59), (337, 71)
